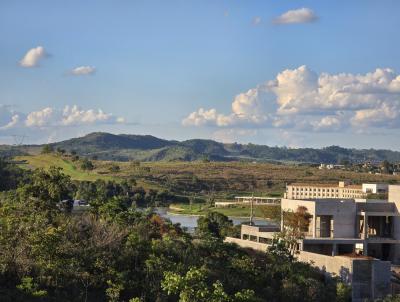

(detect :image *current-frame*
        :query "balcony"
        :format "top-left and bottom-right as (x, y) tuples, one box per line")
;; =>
(316, 215), (334, 238)
(358, 215), (395, 240)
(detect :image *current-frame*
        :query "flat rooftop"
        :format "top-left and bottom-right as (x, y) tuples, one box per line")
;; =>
(288, 183), (362, 189)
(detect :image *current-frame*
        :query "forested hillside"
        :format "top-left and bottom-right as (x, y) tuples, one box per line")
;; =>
(3, 132), (400, 163)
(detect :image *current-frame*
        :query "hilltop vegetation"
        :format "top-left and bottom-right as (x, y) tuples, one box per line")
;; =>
(4, 132), (400, 163)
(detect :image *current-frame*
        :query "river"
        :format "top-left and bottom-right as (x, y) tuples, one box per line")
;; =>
(155, 207), (272, 233)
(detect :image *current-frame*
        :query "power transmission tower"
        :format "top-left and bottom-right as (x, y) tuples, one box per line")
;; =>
(12, 134), (27, 146)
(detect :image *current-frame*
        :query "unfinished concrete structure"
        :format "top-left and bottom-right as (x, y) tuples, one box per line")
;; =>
(225, 184), (400, 301)
(280, 196), (400, 262)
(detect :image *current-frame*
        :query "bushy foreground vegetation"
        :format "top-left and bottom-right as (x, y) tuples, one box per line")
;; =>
(0, 159), (357, 301)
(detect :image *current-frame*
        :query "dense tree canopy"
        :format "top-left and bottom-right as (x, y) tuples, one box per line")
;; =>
(196, 211), (236, 239)
(0, 163), (358, 301)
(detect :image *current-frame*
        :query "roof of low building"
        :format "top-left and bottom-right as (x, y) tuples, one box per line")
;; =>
(288, 183), (339, 187)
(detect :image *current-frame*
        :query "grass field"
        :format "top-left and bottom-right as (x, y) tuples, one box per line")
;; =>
(17, 154), (118, 181)
(169, 202), (270, 218)
(15, 154), (166, 191)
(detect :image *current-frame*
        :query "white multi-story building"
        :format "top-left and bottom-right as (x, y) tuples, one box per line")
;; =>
(285, 181), (388, 200)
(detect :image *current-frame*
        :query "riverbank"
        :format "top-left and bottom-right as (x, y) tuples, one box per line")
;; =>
(168, 203), (267, 219)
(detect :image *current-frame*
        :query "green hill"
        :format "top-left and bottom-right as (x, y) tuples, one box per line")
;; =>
(4, 132), (400, 164)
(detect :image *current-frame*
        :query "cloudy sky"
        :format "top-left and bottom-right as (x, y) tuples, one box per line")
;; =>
(1, 1), (400, 149)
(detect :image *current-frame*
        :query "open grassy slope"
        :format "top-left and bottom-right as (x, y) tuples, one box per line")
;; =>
(15, 154), (167, 191)
(17, 154), (117, 181)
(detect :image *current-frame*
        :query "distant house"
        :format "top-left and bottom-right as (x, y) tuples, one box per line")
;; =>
(58, 199), (89, 212)
(319, 164), (345, 170)
(73, 199), (89, 207)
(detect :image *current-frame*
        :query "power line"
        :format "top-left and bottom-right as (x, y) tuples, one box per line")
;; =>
(12, 134), (27, 146)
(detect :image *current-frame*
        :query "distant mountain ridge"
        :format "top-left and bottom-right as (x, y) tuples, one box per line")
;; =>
(2, 132), (400, 163)
(42, 132), (400, 164)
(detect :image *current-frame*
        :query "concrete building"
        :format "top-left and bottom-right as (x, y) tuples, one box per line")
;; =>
(225, 184), (400, 301)
(280, 197), (400, 262)
(226, 221), (393, 301)
(285, 181), (388, 200)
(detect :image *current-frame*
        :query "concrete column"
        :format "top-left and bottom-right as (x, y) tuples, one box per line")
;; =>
(364, 241), (368, 256)
(313, 216), (317, 238)
(364, 213), (369, 256)
(355, 215), (360, 238)
(332, 243), (337, 256)
(363, 213), (368, 239)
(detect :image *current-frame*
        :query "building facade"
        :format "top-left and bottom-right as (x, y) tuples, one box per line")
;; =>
(280, 196), (400, 262)
(285, 181), (388, 200)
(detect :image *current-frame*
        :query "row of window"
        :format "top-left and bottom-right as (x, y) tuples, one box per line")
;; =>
(292, 187), (339, 193)
(294, 193), (339, 198)
(290, 187), (363, 194)
(291, 192), (364, 198)
(343, 189), (360, 194)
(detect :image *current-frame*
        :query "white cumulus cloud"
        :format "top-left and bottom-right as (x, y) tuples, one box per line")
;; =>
(274, 8), (318, 24)
(61, 105), (119, 126)
(1, 114), (20, 130)
(0, 106), (23, 130)
(25, 107), (54, 127)
(183, 65), (400, 133)
(0, 105), (125, 130)
(19, 46), (48, 68)
(183, 88), (269, 127)
(182, 108), (221, 126)
(351, 103), (400, 128)
(311, 116), (345, 132)
(70, 66), (96, 76)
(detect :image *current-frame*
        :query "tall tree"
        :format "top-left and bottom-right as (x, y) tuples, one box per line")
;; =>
(196, 212), (234, 239)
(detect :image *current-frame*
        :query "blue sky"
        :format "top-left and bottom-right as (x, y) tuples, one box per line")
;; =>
(1, 0), (400, 149)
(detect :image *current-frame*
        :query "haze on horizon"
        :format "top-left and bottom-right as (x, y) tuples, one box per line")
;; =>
(1, 0), (400, 150)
